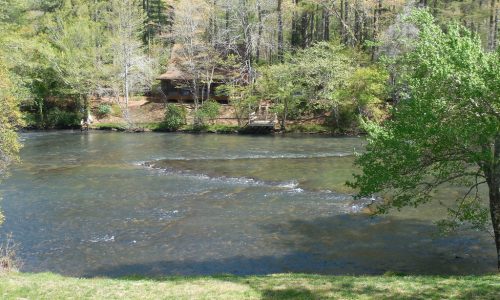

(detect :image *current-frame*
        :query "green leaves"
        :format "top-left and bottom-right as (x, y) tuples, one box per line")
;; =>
(350, 9), (498, 232)
(0, 62), (23, 175)
(195, 100), (221, 125)
(256, 42), (359, 130)
(161, 103), (186, 131)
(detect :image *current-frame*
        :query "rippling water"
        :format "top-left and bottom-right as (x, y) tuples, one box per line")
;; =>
(0, 131), (496, 276)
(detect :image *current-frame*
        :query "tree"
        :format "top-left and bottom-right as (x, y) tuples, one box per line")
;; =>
(337, 66), (389, 125)
(257, 62), (304, 131)
(170, 0), (211, 113)
(0, 62), (23, 178)
(46, 0), (105, 122)
(257, 42), (357, 131)
(348, 10), (500, 270)
(290, 42), (355, 126)
(109, 0), (152, 126)
(0, 0), (24, 229)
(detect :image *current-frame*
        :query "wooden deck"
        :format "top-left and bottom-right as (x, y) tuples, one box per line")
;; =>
(240, 104), (276, 134)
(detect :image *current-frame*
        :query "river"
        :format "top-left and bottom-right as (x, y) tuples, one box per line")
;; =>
(0, 131), (496, 276)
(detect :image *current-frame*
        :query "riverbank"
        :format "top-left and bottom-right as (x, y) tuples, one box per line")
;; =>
(0, 272), (499, 299)
(90, 122), (347, 135)
(88, 98), (352, 135)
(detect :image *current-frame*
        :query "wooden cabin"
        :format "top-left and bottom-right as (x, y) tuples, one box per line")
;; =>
(157, 44), (230, 104)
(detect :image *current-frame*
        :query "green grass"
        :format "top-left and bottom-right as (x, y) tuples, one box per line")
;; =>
(137, 122), (164, 131)
(0, 272), (498, 299)
(92, 123), (127, 131)
(286, 124), (332, 134)
(179, 124), (241, 134)
(92, 122), (162, 131)
(205, 124), (241, 133)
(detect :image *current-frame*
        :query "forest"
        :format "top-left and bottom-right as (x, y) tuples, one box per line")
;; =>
(0, 0), (498, 133)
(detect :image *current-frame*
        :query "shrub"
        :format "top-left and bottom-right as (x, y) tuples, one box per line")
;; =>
(161, 104), (186, 131)
(22, 112), (38, 129)
(0, 234), (21, 273)
(110, 104), (123, 117)
(97, 104), (112, 117)
(195, 100), (221, 125)
(46, 108), (81, 129)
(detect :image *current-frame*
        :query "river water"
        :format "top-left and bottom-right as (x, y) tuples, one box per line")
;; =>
(0, 131), (496, 276)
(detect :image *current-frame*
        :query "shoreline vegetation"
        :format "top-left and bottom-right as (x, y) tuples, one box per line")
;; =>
(0, 272), (499, 299)
(20, 96), (363, 136)
(87, 122), (342, 135)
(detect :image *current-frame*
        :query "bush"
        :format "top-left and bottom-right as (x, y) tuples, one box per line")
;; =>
(0, 234), (21, 273)
(46, 108), (81, 129)
(22, 112), (38, 129)
(195, 100), (221, 125)
(160, 104), (186, 131)
(97, 104), (112, 117)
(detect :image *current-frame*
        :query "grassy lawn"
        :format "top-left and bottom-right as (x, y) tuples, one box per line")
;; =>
(0, 272), (499, 299)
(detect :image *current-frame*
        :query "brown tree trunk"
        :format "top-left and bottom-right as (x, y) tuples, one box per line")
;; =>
(225, 8), (230, 44)
(343, 0), (349, 44)
(309, 10), (315, 45)
(485, 137), (500, 271)
(277, 0), (284, 62)
(488, 181), (500, 271)
(340, 0), (345, 41)
(489, 0), (497, 50)
(301, 9), (308, 48)
(494, 6), (499, 49)
(323, 8), (330, 41)
(211, 0), (218, 44)
(291, 0), (300, 47)
(256, 1), (263, 61)
(371, 0), (382, 60)
(354, 0), (360, 45)
(281, 99), (288, 131)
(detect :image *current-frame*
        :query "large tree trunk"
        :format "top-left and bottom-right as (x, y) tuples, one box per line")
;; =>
(494, 6), (499, 50)
(489, 0), (497, 50)
(291, 0), (300, 48)
(486, 137), (500, 270)
(300, 8), (308, 48)
(343, 0), (349, 45)
(277, 0), (284, 61)
(487, 177), (500, 271)
(124, 62), (130, 124)
(323, 8), (330, 41)
(340, 0), (345, 42)
(256, 1), (263, 61)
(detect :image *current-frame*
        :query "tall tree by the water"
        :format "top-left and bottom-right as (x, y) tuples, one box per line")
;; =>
(349, 10), (500, 270)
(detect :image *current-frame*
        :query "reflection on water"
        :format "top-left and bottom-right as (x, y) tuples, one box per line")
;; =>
(0, 131), (496, 276)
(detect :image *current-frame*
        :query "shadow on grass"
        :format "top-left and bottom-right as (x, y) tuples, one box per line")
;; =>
(245, 275), (499, 300)
(104, 273), (500, 299)
(261, 288), (317, 300)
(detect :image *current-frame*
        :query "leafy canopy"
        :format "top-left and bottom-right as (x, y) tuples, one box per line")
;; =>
(348, 10), (499, 230)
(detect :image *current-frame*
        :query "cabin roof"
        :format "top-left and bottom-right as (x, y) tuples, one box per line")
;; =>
(157, 65), (188, 80)
(157, 44), (189, 80)
(157, 44), (236, 81)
